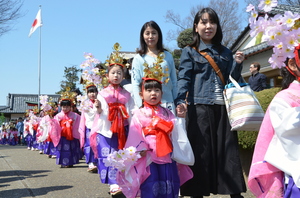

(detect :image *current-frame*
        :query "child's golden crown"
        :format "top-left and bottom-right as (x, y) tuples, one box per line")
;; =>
(60, 87), (77, 105)
(143, 52), (169, 83)
(105, 43), (125, 67)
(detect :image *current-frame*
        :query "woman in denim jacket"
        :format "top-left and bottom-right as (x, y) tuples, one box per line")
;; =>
(175, 8), (246, 198)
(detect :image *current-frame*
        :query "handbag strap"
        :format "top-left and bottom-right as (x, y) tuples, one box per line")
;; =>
(193, 47), (225, 85)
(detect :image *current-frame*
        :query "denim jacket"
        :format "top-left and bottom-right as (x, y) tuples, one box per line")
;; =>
(175, 43), (243, 106)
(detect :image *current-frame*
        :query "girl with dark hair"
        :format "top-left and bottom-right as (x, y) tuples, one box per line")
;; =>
(53, 97), (81, 168)
(175, 7), (246, 198)
(117, 78), (192, 198)
(78, 84), (99, 173)
(131, 20), (177, 113)
(90, 43), (136, 196)
(248, 45), (300, 198)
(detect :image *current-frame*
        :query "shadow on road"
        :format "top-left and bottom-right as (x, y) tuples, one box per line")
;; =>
(0, 185), (73, 197)
(0, 170), (51, 186)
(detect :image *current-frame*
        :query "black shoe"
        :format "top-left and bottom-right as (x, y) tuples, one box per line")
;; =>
(230, 194), (244, 198)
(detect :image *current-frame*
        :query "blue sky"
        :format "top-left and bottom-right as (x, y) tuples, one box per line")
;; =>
(0, 0), (248, 105)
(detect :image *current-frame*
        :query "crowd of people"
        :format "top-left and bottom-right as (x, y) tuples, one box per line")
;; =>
(0, 122), (20, 146)
(0, 7), (247, 198)
(1, 2), (300, 198)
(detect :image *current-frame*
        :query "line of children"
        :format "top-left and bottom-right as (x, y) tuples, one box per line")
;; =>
(1, 42), (194, 198)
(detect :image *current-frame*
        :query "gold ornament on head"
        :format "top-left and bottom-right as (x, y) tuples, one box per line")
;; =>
(105, 43), (125, 67)
(60, 87), (77, 105)
(143, 52), (169, 83)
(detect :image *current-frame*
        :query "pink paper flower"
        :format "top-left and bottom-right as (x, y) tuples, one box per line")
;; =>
(103, 146), (142, 172)
(248, 0), (300, 68)
(258, 0), (278, 12)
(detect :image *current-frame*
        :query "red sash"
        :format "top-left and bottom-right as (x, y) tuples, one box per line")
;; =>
(33, 124), (39, 131)
(60, 119), (73, 141)
(108, 102), (129, 149)
(143, 116), (174, 157)
(47, 135), (52, 142)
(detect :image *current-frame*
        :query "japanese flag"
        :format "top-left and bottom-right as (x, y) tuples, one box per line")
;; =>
(28, 9), (42, 37)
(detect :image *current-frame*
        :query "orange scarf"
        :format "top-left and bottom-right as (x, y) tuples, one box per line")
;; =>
(108, 102), (129, 149)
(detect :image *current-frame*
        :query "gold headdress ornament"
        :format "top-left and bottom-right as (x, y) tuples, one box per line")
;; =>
(25, 106), (39, 117)
(143, 52), (169, 84)
(40, 96), (57, 117)
(84, 81), (96, 90)
(105, 43), (125, 67)
(60, 87), (77, 105)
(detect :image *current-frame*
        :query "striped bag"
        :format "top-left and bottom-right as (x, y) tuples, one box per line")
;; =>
(223, 75), (265, 131)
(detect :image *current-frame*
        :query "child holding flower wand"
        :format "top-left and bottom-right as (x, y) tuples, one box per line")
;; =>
(78, 53), (103, 173)
(90, 43), (136, 196)
(113, 60), (193, 198)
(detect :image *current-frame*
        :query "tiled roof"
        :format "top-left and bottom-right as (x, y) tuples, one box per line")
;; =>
(0, 93), (60, 114)
(269, 4), (300, 15)
(243, 42), (273, 57)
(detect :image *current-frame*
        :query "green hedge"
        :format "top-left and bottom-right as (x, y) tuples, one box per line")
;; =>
(237, 87), (281, 149)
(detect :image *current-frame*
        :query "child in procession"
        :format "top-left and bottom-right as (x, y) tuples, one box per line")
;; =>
(90, 43), (136, 196)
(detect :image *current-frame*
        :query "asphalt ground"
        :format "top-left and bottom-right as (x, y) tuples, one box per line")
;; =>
(0, 145), (255, 198)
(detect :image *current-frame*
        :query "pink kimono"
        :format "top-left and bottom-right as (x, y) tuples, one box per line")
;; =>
(248, 81), (300, 197)
(118, 105), (193, 198)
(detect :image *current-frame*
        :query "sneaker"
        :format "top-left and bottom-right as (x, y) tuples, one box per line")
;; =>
(27, 147), (31, 150)
(31, 148), (35, 151)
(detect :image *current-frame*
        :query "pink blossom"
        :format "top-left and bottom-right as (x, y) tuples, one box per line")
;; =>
(258, 0), (278, 12)
(246, 4), (255, 12)
(281, 11), (300, 28)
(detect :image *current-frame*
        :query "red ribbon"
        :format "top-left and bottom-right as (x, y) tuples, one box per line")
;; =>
(60, 119), (74, 141)
(33, 124), (39, 131)
(108, 102), (129, 149)
(47, 134), (52, 142)
(143, 116), (174, 157)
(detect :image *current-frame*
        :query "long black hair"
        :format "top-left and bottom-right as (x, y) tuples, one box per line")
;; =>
(190, 7), (223, 49)
(281, 67), (296, 90)
(137, 21), (165, 55)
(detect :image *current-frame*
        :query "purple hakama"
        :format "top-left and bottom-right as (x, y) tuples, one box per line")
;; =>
(84, 128), (97, 164)
(56, 137), (81, 166)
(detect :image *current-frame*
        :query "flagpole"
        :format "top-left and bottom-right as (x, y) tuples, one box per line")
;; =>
(38, 5), (42, 111)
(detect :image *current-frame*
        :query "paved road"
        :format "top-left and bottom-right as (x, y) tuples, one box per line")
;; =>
(0, 145), (255, 198)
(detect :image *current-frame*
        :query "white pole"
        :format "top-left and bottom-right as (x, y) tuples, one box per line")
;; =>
(38, 5), (42, 111)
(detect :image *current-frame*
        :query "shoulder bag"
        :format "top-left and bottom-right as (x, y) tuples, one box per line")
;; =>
(193, 47), (264, 131)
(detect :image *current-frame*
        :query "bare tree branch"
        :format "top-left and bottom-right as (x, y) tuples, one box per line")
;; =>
(165, 0), (243, 48)
(0, 0), (23, 37)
